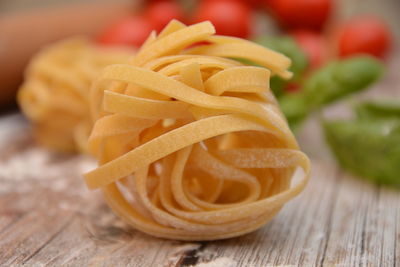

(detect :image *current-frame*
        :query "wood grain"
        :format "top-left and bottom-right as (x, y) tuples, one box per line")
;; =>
(0, 113), (399, 267)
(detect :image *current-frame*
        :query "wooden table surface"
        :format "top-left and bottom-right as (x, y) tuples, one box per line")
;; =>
(1, 1), (400, 266)
(1, 113), (400, 267)
(1, 107), (400, 267)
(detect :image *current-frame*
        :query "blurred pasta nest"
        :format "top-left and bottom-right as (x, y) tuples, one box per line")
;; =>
(18, 38), (133, 153)
(84, 21), (310, 241)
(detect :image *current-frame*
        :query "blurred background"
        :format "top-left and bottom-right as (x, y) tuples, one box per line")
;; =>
(0, 1), (400, 265)
(0, 0), (399, 186)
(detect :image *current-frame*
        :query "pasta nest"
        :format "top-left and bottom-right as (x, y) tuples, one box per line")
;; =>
(85, 21), (311, 241)
(18, 38), (133, 153)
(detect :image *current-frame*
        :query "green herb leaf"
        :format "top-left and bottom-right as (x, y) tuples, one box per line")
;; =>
(279, 93), (308, 130)
(253, 35), (308, 97)
(281, 56), (384, 129)
(323, 117), (400, 187)
(303, 56), (384, 108)
(356, 100), (400, 120)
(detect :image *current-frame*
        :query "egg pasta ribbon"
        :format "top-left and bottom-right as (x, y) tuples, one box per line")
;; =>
(18, 38), (133, 153)
(85, 20), (310, 240)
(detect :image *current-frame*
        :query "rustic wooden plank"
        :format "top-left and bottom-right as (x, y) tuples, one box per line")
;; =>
(0, 213), (20, 236)
(24, 211), (200, 267)
(360, 186), (398, 266)
(0, 115), (200, 266)
(0, 114), (399, 267)
(320, 173), (378, 266)
(0, 209), (75, 265)
(318, 174), (399, 267)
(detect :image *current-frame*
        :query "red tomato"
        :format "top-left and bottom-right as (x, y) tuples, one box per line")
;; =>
(338, 16), (391, 59)
(291, 30), (327, 70)
(285, 82), (301, 93)
(200, 0), (265, 7)
(241, 0), (263, 8)
(192, 0), (251, 38)
(145, 0), (185, 32)
(267, 0), (332, 30)
(201, 0), (262, 8)
(98, 16), (153, 47)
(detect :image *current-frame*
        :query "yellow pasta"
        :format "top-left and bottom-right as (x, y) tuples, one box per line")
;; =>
(18, 38), (133, 153)
(85, 20), (311, 241)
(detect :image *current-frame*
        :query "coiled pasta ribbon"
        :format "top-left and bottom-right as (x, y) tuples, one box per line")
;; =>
(85, 20), (311, 240)
(18, 38), (133, 153)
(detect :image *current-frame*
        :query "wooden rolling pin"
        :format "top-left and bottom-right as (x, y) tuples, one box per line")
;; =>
(0, 0), (138, 110)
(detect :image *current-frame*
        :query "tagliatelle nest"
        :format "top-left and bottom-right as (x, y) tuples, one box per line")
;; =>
(83, 20), (311, 241)
(18, 38), (133, 153)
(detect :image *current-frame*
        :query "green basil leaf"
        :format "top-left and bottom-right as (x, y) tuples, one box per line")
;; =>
(279, 93), (308, 131)
(303, 56), (384, 108)
(356, 100), (400, 120)
(253, 35), (308, 97)
(324, 118), (400, 187)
